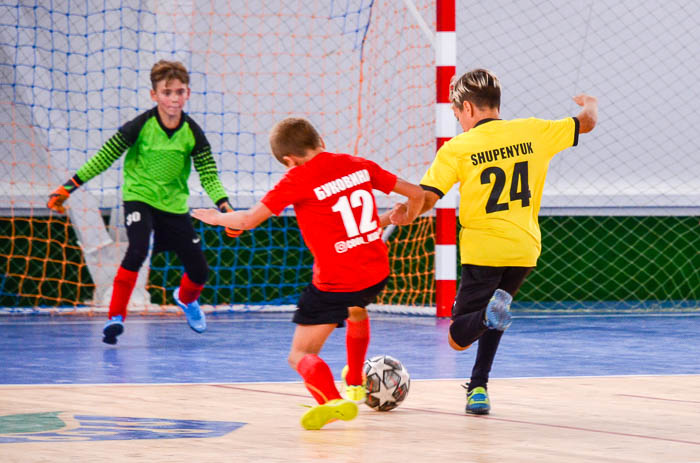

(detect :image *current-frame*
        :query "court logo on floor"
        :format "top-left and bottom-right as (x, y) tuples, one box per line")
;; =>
(0, 412), (245, 443)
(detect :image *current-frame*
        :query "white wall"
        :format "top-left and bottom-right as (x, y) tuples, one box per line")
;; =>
(456, 0), (700, 210)
(2, 0), (698, 213)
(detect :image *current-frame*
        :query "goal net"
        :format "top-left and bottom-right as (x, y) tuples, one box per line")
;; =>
(0, 0), (436, 314)
(458, 1), (699, 311)
(1, 1), (697, 314)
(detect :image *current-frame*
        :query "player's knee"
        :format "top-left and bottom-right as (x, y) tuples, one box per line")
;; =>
(447, 324), (471, 351)
(288, 351), (302, 370)
(122, 246), (148, 270)
(347, 306), (368, 322)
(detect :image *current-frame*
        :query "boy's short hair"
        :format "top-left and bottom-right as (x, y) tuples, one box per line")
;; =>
(450, 68), (501, 110)
(150, 60), (190, 89)
(269, 118), (322, 163)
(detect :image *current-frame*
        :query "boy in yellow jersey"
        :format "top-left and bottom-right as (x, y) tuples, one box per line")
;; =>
(388, 68), (597, 414)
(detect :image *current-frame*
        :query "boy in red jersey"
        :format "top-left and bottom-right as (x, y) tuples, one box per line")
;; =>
(192, 117), (423, 430)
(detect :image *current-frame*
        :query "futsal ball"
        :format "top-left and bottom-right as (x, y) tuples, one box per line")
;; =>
(363, 355), (410, 411)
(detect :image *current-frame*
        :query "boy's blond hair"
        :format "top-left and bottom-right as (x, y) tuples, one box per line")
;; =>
(449, 68), (501, 110)
(269, 118), (322, 164)
(150, 60), (190, 89)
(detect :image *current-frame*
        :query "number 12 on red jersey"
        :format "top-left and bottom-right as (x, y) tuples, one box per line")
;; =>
(331, 189), (377, 238)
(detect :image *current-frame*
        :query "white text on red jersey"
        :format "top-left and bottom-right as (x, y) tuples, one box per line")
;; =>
(313, 169), (370, 200)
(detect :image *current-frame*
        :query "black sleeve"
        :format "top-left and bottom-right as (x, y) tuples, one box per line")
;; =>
(118, 108), (155, 145)
(572, 116), (580, 147)
(186, 115), (228, 205)
(185, 114), (211, 155)
(420, 184), (445, 199)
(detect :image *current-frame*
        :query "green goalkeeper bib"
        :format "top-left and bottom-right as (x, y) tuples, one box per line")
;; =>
(75, 107), (227, 214)
(122, 114), (197, 213)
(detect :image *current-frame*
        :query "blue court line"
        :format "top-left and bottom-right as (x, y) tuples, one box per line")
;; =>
(1, 313), (699, 385)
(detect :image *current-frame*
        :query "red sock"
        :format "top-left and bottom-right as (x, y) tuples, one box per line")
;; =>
(178, 273), (204, 304)
(346, 318), (370, 385)
(297, 354), (341, 404)
(108, 266), (138, 319)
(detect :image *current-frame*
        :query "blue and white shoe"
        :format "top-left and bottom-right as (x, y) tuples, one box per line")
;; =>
(484, 289), (513, 331)
(173, 287), (206, 333)
(102, 315), (124, 345)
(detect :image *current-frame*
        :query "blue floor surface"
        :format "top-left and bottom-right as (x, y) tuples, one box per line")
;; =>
(1, 313), (699, 385)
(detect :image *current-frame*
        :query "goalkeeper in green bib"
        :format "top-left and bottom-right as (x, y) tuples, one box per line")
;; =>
(47, 60), (241, 344)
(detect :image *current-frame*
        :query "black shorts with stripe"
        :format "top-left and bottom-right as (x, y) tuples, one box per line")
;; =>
(293, 277), (388, 327)
(452, 264), (533, 319)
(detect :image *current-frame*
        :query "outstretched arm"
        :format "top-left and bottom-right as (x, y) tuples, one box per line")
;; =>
(215, 199), (245, 238)
(381, 187), (441, 227)
(47, 131), (131, 213)
(419, 189), (440, 215)
(573, 94), (598, 134)
(191, 144), (229, 207)
(192, 201), (273, 230)
(388, 178), (425, 225)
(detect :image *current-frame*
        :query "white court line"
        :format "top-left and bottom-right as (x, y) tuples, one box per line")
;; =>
(1, 373), (698, 388)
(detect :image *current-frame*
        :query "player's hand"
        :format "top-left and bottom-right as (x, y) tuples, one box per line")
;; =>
(47, 186), (71, 214)
(573, 94), (597, 107)
(216, 201), (244, 238)
(191, 208), (223, 226)
(389, 203), (411, 226)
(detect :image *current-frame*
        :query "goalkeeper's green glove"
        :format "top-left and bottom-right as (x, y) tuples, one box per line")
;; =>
(47, 175), (82, 214)
(217, 200), (244, 238)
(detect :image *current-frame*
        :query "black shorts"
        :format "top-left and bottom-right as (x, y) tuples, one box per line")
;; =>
(452, 264), (533, 319)
(121, 201), (208, 283)
(293, 277), (388, 326)
(123, 201), (201, 255)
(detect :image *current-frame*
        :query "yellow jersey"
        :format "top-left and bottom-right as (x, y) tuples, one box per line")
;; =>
(420, 117), (580, 267)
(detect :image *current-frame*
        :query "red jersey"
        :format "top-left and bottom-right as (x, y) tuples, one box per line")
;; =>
(261, 152), (397, 292)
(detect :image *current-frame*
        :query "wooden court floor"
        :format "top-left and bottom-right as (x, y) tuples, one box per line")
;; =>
(2, 375), (699, 462)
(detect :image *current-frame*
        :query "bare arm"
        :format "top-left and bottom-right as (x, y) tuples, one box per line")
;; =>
(573, 94), (598, 134)
(378, 178), (425, 227)
(191, 201), (273, 230)
(390, 178), (425, 225)
(378, 210), (392, 228)
(420, 189), (440, 215)
(381, 187), (441, 227)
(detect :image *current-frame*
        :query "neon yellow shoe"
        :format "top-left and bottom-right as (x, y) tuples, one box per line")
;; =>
(300, 399), (358, 430)
(341, 365), (367, 402)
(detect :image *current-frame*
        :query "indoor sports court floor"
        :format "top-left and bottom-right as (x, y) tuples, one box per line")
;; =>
(1, 312), (699, 462)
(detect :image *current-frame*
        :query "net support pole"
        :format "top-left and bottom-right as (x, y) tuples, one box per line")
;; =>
(435, 0), (457, 317)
